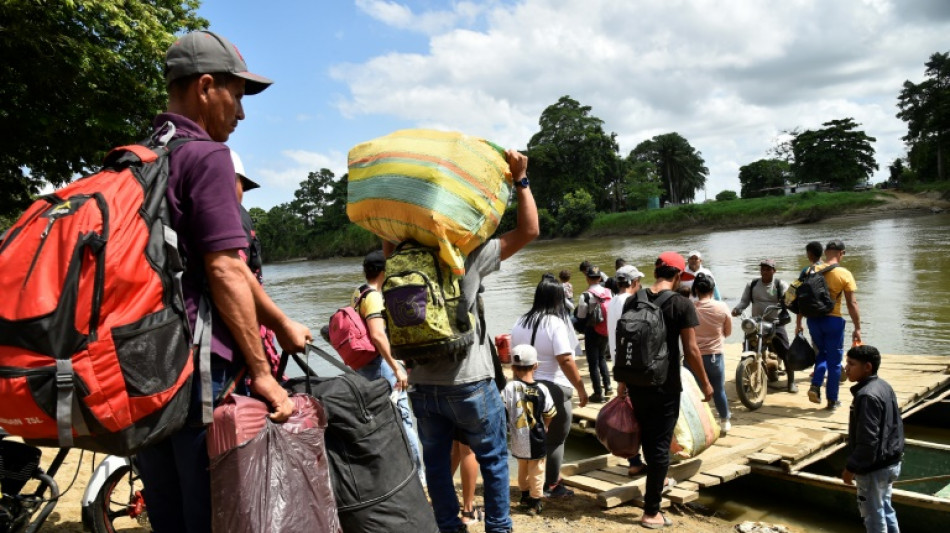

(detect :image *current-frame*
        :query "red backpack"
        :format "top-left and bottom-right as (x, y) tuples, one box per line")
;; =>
(327, 288), (378, 370)
(0, 133), (198, 455)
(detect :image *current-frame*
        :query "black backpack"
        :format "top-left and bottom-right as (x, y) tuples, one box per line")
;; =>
(613, 289), (676, 387)
(788, 264), (839, 317)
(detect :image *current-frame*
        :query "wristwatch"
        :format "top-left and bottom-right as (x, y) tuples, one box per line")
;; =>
(514, 176), (530, 189)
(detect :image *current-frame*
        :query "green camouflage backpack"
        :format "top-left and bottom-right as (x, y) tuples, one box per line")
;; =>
(382, 242), (475, 363)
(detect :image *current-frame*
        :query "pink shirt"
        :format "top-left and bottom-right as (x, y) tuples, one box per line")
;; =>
(693, 299), (731, 355)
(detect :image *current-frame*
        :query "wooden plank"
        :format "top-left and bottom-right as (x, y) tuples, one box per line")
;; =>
(688, 473), (722, 488)
(665, 488), (698, 504)
(703, 464), (751, 482)
(562, 473), (617, 493)
(560, 454), (622, 476)
(748, 452), (783, 464)
(677, 480), (700, 491)
(585, 469), (635, 485)
(786, 442), (848, 473)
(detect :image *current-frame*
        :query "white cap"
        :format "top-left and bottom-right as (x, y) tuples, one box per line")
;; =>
(230, 149), (260, 190)
(511, 344), (538, 366)
(688, 250), (702, 260)
(616, 265), (645, 282)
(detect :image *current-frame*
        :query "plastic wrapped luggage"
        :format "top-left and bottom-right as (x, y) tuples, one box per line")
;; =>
(283, 348), (437, 533)
(347, 129), (513, 275)
(671, 367), (720, 459)
(595, 394), (640, 458)
(207, 394), (342, 533)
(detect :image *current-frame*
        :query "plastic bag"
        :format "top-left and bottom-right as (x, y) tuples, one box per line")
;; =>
(671, 367), (720, 459)
(347, 129), (512, 275)
(208, 394), (342, 533)
(787, 333), (817, 371)
(595, 394), (640, 458)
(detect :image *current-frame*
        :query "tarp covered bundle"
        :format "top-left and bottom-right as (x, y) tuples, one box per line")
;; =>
(671, 367), (720, 459)
(347, 129), (512, 275)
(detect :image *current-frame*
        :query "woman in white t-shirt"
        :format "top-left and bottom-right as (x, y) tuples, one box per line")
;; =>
(691, 273), (733, 434)
(511, 274), (589, 499)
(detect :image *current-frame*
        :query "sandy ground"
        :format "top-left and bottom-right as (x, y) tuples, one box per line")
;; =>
(23, 443), (738, 532)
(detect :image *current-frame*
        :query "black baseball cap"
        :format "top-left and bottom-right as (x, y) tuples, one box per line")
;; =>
(165, 31), (273, 94)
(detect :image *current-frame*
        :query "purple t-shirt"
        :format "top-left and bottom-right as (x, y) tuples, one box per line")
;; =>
(155, 113), (248, 362)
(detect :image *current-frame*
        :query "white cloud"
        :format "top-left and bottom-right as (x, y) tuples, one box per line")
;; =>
(257, 149), (348, 191)
(331, 0), (950, 195)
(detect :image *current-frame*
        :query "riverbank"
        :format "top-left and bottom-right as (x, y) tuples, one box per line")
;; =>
(584, 190), (949, 238)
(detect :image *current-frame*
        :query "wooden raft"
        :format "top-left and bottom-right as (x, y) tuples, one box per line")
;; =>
(560, 345), (950, 508)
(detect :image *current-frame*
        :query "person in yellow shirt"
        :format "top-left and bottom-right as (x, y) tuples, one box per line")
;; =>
(803, 240), (861, 411)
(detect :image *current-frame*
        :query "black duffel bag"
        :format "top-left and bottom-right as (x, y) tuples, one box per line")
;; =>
(280, 346), (437, 533)
(787, 333), (817, 371)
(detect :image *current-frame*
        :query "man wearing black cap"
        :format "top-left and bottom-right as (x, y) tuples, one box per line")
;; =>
(804, 240), (861, 412)
(576, 265), (613, 402)
(136, 31), (311, 532)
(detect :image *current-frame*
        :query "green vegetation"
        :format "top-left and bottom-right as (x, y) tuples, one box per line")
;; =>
(586, 191), (888, 237)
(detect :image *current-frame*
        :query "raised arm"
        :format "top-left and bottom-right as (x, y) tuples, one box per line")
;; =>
(498, 150), (539, 261)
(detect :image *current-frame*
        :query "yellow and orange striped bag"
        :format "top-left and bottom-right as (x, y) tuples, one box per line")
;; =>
(346, 129), (513, 275)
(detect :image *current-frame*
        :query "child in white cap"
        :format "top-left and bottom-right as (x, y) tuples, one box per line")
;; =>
(501, 344), (556, 516)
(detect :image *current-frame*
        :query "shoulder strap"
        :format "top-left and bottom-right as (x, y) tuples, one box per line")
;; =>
(819, 264), (838, 276)
(749, 279), (759, 305)
(530, 318), (542, 345)
(653, 289), (676, 309)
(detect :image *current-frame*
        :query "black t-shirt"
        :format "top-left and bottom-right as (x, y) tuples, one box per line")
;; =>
(624, 288), (699, 393)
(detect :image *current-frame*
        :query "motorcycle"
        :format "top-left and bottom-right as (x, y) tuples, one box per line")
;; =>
(735, 304), (785, 410)
(0, 427), (146, 533)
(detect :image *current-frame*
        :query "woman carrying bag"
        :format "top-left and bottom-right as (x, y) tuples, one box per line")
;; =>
(511, 274), (589, 499)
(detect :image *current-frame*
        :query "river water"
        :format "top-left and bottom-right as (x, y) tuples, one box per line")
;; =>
(263, 212), (949, 531)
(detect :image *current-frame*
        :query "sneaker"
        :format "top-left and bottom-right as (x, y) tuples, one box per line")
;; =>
(788, 381), (799, 394)
(544, 481), (575, 499)
(588, 393), (604, 403)
(525, 497), (543, 516)
(719, 418), (731, 435)
(827, 400), (842, 412)
(808, 385), (821, 404)
(519, 491), (529, 507)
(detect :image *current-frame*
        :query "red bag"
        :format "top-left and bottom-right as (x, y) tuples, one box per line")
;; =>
(595, 395), (640, 458)
(327, 288), (377, 370)
(0, 135), (195, 455)
(494, 333), (511, 364)
(208, 394), (342, 533)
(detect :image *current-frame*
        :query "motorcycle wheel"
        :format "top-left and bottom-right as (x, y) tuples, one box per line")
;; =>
(736, 356), (768, 410)
(82, 464), (149, 533)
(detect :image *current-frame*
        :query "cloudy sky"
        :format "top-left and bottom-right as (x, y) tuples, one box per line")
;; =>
(202, 0), (950, 210)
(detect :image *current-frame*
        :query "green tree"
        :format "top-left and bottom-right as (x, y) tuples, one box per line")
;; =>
(292, 168), (337, 228)
(555, 189), (597, 237)
(790, 118), (878, 188)
(738, 159), (791, 198)
(897, 52), (950, 181)
(526, 96), (621, 212)
(715, 190), (738, 201)
(322, 173), (350, 231)
(255, 203), (308, 262)
(624, 160), (664, 210)
(628, 133), (708, 204)
(0, 0), (206, 218)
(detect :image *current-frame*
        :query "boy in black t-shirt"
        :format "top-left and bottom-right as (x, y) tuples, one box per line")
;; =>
(502, 345), (556, 516)
(616, 251), (713, 529)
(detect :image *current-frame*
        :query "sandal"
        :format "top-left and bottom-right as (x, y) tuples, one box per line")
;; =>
(461, 507), (483, 525)
(640, 513), (673, 529)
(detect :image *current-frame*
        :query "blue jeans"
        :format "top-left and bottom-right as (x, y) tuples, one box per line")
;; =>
(807, 315), (846, 402)
(856, 463), (901, 533)
(136, 357), (245, 533)
(356, 357), (425, 483)
(410, 379), (511, 533)
(690, 353), (729, 420)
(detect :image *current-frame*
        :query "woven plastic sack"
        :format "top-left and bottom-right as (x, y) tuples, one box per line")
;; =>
(595, 394), (640, 458)
(671, 367), (720, 459)
(347, 129), (513, 275)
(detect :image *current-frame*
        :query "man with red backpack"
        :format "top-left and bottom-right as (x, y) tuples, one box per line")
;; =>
(135, 31), (312, 532)
(576, 265), (613, 403)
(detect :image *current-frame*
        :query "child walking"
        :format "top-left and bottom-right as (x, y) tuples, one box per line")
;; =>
(502, 345), (557, 516)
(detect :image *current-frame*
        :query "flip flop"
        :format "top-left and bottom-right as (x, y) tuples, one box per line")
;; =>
(640, 513), (673, 529)
(661, 477), (677, 494)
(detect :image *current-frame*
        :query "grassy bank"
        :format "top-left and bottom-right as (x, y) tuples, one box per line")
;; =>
(586, 191), (890, 237)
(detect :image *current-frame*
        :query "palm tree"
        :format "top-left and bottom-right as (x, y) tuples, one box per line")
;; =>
(628, 133), (708, 204)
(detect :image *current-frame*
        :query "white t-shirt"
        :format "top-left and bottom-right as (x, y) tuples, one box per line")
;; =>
(511, 315), (575, 390)
(607, 291), (632, 359)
